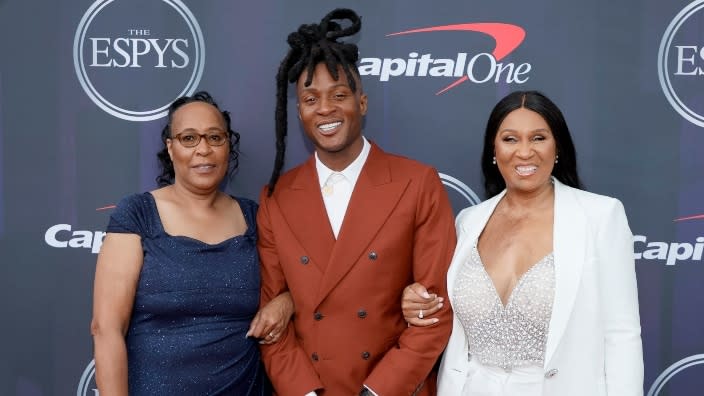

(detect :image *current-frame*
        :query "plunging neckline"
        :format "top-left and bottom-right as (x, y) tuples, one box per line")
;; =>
(473, 244), (553, 308)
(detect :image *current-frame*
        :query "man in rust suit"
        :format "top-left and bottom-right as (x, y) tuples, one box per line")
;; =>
(256, 9), (456, 396)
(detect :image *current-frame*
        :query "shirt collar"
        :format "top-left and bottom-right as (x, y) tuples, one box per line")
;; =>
(315, 137), (371, 188)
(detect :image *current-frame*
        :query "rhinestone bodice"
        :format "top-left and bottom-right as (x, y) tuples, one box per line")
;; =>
(453, 244), (555, 371)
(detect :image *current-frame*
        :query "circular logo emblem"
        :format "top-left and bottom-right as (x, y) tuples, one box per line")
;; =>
(76, 359), (97, 396)
(647, 354), (704, 395)
(439, 172), (481, 212)
(658, 0), (704, 128)
(73, 0), (205, 121)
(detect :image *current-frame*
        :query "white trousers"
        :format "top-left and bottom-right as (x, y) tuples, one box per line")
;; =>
(461, 359), (544, 396)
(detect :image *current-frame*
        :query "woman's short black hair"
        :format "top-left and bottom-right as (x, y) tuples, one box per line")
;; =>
(267, 8), (362, 195)
(156, 91), (240, 187)
(481, 90), (583, 198)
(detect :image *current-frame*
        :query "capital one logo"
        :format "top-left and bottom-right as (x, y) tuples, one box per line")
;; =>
(658, 0), (704, 127)
(45, 223), (106, 254)
(45, 205), (114, 254)
(360, 23), (530, 95)
(73, 0), (205, 121)
(634, 213), (704, 266)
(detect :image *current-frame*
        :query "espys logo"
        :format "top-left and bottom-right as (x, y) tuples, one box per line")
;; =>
(73, 0), (205, 121)
(360, 23), (529, 94)
(439, 172), (481, 208)
(658, 0), (704, 127)
(647, 354), (704, 396)
(77, 359), (98, 396)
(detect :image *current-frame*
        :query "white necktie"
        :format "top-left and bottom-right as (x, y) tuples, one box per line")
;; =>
(322, 172), (346, 197)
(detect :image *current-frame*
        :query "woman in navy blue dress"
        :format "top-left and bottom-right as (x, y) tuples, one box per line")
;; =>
(91, 92), (292, 395)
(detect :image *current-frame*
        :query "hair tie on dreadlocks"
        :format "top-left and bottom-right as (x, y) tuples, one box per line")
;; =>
(267, 8), (362, 195)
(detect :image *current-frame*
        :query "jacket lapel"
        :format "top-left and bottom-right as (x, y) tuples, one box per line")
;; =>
(314, 144), (409, 304)
(544, 178), (586, 367)
(447, 191), (505, 301)
(276, 156), (335, 275)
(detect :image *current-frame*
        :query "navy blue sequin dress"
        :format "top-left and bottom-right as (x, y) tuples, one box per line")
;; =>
(107, 192), (269, 395)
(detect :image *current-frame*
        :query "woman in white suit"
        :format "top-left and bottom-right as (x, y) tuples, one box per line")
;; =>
(402, 91), (643, 395)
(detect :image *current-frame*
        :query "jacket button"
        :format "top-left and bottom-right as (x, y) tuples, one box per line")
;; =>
(314, 312), (323, 321)
(311, 353), (319, 361)
(300, 256), (309, 265)
(544, 368), (558, 378)
(361, 351), (371, 360)
(368, 251), (377, 260)
(357, 309), (367, 318)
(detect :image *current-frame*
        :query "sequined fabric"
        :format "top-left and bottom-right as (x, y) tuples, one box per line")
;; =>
(106, 192), (269, 395)
(453, 244), (555, 372)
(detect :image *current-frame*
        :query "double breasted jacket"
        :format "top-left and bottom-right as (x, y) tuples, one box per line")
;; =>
(257, 143), (456, 396)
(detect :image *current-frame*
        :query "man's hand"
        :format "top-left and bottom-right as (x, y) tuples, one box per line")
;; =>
(246, 291), (294, 344)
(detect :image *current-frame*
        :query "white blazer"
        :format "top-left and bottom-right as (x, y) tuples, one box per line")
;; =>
(437, 178), (644, 396)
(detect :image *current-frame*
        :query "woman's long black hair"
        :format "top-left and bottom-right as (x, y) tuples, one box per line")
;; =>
(481, 91), (583, 198)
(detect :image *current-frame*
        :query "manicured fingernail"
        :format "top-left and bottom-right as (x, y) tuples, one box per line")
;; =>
(422, 291), (430, 299)
(438, 303), (444, 308)
(438, 297), (444, 302)
(432, 318), (439, 323)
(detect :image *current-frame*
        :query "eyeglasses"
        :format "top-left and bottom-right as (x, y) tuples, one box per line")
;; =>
(171, 132), (229, 148)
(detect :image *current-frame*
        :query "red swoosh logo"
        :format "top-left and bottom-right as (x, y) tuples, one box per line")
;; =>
(674, 214), (704, 222)
(387, 23), (526, 95)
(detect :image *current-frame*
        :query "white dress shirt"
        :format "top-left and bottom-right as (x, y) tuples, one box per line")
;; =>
(315, 137), (371, 239)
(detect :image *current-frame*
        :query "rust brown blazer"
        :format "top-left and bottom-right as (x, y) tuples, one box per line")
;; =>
(257, 143), (456, 396)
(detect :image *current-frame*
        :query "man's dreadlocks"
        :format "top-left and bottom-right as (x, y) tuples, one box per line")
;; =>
(267, 8), (362, 195)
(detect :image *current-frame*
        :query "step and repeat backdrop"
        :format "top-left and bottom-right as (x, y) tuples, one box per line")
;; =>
(1, 0), (704, 394)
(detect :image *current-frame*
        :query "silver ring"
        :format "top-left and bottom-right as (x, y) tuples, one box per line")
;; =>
(418, 309), (424, 319)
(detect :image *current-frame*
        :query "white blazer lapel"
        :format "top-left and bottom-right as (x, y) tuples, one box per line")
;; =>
(544, 179), (587, 366)
(447, 190), (505, 300)
(439, 191), (506, 395)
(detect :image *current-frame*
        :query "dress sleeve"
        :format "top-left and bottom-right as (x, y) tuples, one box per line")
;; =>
(106, 193), (150, 237)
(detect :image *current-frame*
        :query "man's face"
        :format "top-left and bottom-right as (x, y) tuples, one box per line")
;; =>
(296, 63), (368, 170)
